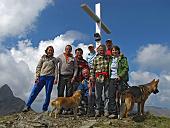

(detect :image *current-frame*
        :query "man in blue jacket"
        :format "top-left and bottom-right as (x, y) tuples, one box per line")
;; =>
(77, 68), (95, 117)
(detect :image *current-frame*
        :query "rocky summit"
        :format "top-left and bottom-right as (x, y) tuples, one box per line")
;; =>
(0, 110), (170, 128)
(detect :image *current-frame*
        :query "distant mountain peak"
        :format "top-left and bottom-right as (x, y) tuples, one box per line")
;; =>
(0, 84), (14, 99)
(0, 84), (25, 116)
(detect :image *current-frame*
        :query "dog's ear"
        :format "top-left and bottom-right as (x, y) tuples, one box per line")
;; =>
(151, 79), (155, 83)
(155, 79), (159, 84)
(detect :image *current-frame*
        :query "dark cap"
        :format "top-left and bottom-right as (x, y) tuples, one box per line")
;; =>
(106, 39), (112, 43)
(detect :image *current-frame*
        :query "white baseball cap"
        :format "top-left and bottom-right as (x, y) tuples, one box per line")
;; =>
(88, 44), (94, 48)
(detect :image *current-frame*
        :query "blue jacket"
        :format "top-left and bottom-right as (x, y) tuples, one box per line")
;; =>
(77, 79), (95, 97)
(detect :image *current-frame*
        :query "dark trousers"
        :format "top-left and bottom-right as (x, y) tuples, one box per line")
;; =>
(88, 94), (96, 114)
(108, 79), (127, 114)
(79, 94), (95, 114)
(57, 75), (73, 97)
(95, 80), (109, 113)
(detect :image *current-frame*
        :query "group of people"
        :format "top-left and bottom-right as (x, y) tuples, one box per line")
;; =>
(23, 39), (129, 119)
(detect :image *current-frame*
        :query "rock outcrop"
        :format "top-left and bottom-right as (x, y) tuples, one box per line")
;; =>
(0, 84), (25, 116)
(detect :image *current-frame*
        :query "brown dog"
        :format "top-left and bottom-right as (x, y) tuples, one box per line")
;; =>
(49, 90), (82, 119)
(121, 79), (159, 118)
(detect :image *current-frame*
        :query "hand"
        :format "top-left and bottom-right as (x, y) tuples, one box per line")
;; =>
(117, 76), (121, 81)
(71, 76), (75, 84)
(91, 81), (95, 87)
(88, 87), (92, 96)
(35, 77), (39, 83)
(54, 79), (58, 85)
(88, 80), (92, 88)
(89, 76), (94, 82)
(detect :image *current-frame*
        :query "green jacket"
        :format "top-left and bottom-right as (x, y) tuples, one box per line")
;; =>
(109, 54), (129, 82)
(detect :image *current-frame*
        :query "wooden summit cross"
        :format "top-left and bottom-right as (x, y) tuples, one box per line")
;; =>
(81, 3), (111, 48)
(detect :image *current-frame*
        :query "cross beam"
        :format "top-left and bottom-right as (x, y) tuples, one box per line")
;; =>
(81, 4), (111, 34)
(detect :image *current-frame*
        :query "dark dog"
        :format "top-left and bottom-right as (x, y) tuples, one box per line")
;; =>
(121, 79), (159, 118)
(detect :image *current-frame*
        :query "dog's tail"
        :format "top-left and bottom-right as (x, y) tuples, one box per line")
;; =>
(120, 93), (126, 118)
(120, 91), (134, 118)
(124, 93), (134, 112)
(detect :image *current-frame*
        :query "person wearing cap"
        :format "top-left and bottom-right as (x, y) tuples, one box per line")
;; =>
(105, 39), (113, 56)
(86, 43), (96, 68)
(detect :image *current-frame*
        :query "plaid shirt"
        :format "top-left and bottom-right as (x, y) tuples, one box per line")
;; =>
(90, 55), (110, 82)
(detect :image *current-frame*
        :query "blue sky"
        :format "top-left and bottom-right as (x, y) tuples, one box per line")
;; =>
(1, 0), (170, 110)
(6, 0), (170, 70)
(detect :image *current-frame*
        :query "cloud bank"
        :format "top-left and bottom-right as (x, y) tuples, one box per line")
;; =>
(136, 44), (170, 71)
(0, 0), (54, 40)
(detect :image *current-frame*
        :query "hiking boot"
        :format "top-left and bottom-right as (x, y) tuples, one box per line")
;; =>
(78, 110), (86, 116)
(67, 110), (74, 115)
(87, 110), (94, 117)
(104, 111), (109, 117)
(87, 109), (95, 117)
(108, 114), (118, 119)
(88, 112), (95, 117)
(62, 110), (68, 115)
(100, 111), (104, 116)
(77, 112), (82, 116)
(22, 106), (31, 112)
(95, 111), (101, 117)
(42, 110), (49, 115)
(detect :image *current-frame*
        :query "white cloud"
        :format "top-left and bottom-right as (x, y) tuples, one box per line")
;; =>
(129, 71), (159, 86)
(0, 0), (54, 39)
(11, 31), (88, 72)
(0, 52), (34, 100)
(136, 44), (170, 71)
